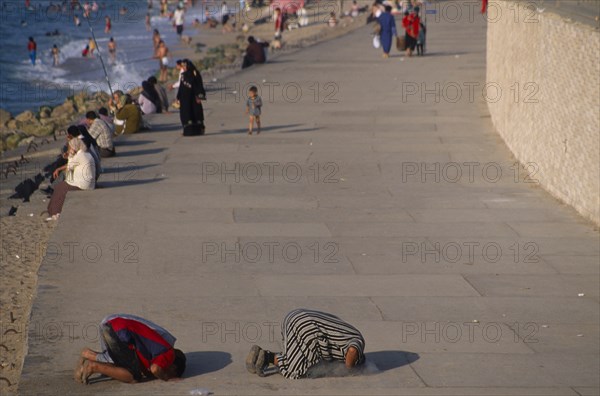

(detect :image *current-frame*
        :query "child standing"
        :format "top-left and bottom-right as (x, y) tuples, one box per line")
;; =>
(416, 22), (426, 56)
(246, 86), (262, 135)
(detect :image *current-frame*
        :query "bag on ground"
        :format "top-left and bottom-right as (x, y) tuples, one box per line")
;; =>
(396, 35), (406, 51)
(373, 35), (381, 49)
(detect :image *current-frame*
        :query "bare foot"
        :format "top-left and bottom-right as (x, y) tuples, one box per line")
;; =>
(74, 357), (85, 383)
(345, 346), (359, 368)
(81, 360), (94, 384)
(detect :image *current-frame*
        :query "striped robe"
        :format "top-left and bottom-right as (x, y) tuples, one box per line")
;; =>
(276, 309), (365, 379)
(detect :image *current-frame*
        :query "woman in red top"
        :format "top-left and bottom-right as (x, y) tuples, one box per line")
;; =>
(403, 8), (420, 57)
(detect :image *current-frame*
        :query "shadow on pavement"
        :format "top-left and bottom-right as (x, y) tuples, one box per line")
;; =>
(277, 127), (321, 134)
(304, 351), (419, 378)
(183, 351), (233, 378)
(424, 51), (471, 57)
(97, 178), (165, 189)
(116, 148), (166, 157)
(211, 124), (306, 135)
(101, 163), (159, 174)
(113, 140), (156, 147)
(366, 350), (420, 371)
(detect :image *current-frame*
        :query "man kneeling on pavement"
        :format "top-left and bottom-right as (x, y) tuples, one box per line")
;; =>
(75, 314), (186, 384)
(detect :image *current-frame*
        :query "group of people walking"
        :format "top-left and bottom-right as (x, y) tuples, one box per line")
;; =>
(373, 1), (425, 58)
(75, 309), (366, 384)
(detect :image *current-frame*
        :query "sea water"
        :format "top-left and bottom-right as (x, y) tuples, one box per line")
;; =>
(0, 0), (206, 115)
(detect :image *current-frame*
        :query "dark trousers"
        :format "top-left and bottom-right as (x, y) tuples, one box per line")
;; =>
(101, 324), (144, 381)
(99, 147), (116, 158)
(242, 55), (254, 69)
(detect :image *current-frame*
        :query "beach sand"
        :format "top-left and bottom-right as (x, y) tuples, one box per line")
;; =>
(0, 4), (371, 393)
(0, 213), (56, 394)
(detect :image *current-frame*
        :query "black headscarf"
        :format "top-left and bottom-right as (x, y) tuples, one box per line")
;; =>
(141, 80), (162, 113)
(182, 59), (206, 100)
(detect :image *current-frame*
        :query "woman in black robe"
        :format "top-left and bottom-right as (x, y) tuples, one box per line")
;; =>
(176, 59), (206, 135)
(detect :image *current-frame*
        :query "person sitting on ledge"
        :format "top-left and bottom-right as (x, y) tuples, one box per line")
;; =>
(242, 36), (269, 69)
(114, 94), (142, 134)
(137, 80), (160, 115)
(98, 107), (115, 135)
(75, 314), (186, 384)
(46, 137), (95, 221)
(148, 76), (170, 113)
(246, 308), (365, 378)
(85, 111), (115, 157)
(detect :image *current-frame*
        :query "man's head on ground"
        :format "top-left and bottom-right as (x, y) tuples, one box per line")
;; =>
(248, 36), (256, 44)
(155, 349), (186, 380)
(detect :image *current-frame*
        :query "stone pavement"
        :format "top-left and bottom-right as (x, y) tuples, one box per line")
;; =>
(18, 4), (599, 396)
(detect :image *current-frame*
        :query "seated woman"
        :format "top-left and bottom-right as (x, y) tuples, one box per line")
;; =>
(246, 309), (365, 378)
(114, 94), (142, 134)
(46, 138), (95, 221)
(137, 80), (161, 115)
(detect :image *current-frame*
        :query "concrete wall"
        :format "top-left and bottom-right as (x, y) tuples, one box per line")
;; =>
(486, 0), (600, 224)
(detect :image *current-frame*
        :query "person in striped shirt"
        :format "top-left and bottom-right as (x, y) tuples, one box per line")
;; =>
(246, 309), (366, 378)
(74, 314), (186, 384)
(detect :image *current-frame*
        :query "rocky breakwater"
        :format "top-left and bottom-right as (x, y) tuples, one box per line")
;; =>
(0, 91), (112, 153)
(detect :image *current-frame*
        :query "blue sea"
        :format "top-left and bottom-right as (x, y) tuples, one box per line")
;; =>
(0, 0), (207, 115)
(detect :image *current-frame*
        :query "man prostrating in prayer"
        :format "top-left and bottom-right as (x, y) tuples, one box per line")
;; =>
(74, 314), (186, 384)
(246, 308), (366, 378)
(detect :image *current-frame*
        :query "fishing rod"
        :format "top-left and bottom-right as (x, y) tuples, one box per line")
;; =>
(80, 1), (114, 99)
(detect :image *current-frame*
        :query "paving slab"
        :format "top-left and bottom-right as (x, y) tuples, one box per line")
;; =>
(17, 2), (598, 395)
